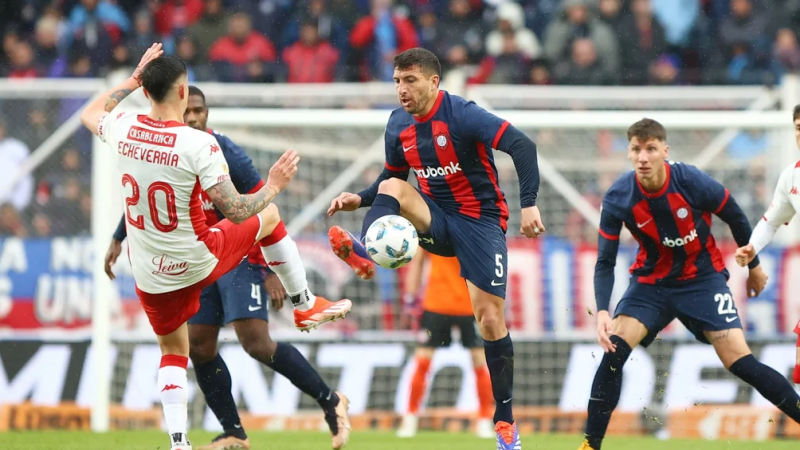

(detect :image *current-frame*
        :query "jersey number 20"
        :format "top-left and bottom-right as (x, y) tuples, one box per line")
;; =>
(123, 174), (178, 233)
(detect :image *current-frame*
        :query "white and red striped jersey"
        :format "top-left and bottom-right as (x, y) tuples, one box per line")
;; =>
(99, 111), (232, 293)
(750, 162), (799, 254)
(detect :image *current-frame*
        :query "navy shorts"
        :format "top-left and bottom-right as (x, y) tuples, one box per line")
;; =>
(188, 259), (269, 326)
(417, 194), (508, 298)
(614, 273), (742, 347)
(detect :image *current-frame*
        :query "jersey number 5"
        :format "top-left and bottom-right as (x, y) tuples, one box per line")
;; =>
(123, 174), (179, 233)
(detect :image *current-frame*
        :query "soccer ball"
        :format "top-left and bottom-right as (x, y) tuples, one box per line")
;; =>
(364, 215), (419, 269)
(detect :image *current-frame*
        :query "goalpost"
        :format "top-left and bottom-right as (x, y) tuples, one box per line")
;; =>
(0, 77), (795, 433)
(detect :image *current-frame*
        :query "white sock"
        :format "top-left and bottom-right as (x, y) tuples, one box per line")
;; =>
(260, 224), (316, 311)
(158, 355), (189, 437)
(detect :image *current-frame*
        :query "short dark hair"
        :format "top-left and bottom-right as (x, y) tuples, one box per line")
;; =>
(793, 104), (800, 122)
(394, 47), (441, 78)
(188, 85), (206, 105)
(627, 118), (667, 142)
(140, 56), (187, 103)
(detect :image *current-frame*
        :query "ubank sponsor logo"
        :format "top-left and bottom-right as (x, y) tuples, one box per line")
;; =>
(414, 162), (461, 179)
(662, 229), (698, 247)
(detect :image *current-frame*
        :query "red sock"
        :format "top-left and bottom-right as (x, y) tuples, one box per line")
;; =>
(475, 366), (494, 419)
(259, 220), (287, 247)
(793, 365), (800, 384)
(408, 357), (431, 414)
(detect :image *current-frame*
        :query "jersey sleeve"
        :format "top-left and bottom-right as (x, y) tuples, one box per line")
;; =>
(762, 165), (796, 228)
(594, 200), (623, 312)
(682, 164), (731, 213)
(194, 136), (231, 191)
(97, 111), (124, 143)
(458, 101), (510, 149)
(217, 134), (264, 194)
(383, 125), (409, 172)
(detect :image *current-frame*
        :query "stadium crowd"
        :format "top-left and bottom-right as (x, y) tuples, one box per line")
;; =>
(0, 0), (797, 86)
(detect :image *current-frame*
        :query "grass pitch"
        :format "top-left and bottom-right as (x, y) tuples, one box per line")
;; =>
(1, 431), (798, 450)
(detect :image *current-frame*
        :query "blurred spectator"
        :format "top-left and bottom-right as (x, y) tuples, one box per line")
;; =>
(350, 0), (418, 81)
(648, 54), (681, 84)
(485, 2), (541, 60)
(651, 0), (700, 48)
(7, 42), (38, 79)
(774, 27), (800, 73)
(554, 38), (617, 85)
(0, 27), (19, 76)
(104, 44), (133, 77)
(543, 0), (619, 74)
(128, 10), (175, 62)
(43, 176), (87, 235)
(283, 22), (341, 82)
(438, 0), (486, 69)
(0, 120), (33, 212)
(598, 0), (626, 30)
(230, 0), (294, 44)
(415, 7), (440, 56)
(527, 58), (553, 85)
(0, 203), (27, 237)
(154, 0), (204, 37)
(209, 12), (278, 83)
(719, 0), (769, 55)
(726, 40), (780, 85)
(618, 0), (668, 85)
(281, 0), (349, 57)
(33, 15), (61, 75)
(30, 211), (51, 238)
(37, 148), (89, 206)
(176, 35), (215, 81)
(187, 0), (228, 63)
(68, 0), (130, 47)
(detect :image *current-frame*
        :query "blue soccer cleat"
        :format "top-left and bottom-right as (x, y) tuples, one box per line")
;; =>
(495, 421), (521, 450)
(328, 226), (375, 280)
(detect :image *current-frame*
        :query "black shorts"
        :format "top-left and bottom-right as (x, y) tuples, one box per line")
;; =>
(419, 311), (482, 348)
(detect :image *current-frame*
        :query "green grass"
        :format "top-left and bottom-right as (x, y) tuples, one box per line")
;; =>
(1, 431), (798, 450)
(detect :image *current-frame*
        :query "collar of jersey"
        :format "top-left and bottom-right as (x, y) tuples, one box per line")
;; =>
(414, 90), (444, 123)
(137, 115), (185, 128)
(636, 161), (671, 199)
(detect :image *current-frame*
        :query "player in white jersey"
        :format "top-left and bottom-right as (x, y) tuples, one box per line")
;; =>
(736, 104), (800, 384)
(80, 44), (353, 450)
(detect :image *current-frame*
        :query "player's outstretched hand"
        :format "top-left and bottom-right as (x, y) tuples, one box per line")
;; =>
(265, 273), (287, 310)
(746, 264), (768, 298)
(104, 239), (122, 280)
(596, 310), (616, 353)
(267, 149), (300, 193)
(131, 43), (163, 85)
(520, 205), (545, 238)
(734, 243), (756, 267)
(327, 192), (362, 216)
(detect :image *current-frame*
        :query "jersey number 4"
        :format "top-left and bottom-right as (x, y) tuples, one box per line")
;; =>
(123, 174), (178, 233)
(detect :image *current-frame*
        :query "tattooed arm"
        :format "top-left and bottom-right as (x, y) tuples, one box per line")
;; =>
(206, 179), (280, 225)
(79, 77), (140, 137)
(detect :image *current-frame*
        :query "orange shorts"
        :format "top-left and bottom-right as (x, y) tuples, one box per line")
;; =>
(136, 215), (262, 336)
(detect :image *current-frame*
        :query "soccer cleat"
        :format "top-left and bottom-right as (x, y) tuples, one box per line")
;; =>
(396, 414), (419, 438)
(330, 392), (351, 449)
(577, 439), (597, 450)
(328, 226), (375, 280)
(495, 421), (521, 450)
(476, 417), (495, 439)
(196, 434), (250, 450)
(170, 432), (192, 450)
(294, 297), (353, 332)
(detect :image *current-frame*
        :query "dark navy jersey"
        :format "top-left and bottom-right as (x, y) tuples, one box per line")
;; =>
(600, 161), (732, 283)
(384, 90), (511, 230)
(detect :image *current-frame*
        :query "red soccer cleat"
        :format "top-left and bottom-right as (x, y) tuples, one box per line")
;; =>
(328, 226), (375, 280)
(294, 297), (353, 332)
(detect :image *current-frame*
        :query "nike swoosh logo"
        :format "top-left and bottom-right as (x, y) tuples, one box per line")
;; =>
(491, 280), (505, 286)
(726, 316), (738, 322)
(248, 305), (262, 311)
(502, 398), (512, 404)
(402, 145), (415, 152)
(637, 219), (652, 228)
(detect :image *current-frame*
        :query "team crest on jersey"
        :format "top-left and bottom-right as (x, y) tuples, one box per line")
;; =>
(677, 207), (688, 219)
(435, 133), (449, 150)
(222, 163), (229, 174)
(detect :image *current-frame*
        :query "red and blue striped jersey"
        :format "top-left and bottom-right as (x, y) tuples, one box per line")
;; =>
(383, 90), (511, 231)
(599, 161), (731, 283)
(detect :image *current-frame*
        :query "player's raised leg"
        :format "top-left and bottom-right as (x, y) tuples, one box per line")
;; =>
(579, 314), (649, 450)
(706, 327), (800, 423)
(155, 322), (193, 450)
(255, 204), (352, 331)
(233, 318), (351, 449)
(328, 178), (432, 280)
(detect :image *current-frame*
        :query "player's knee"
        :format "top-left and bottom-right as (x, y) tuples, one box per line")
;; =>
(189, 341), (217, 365)
(240, 333), (277, 360)
(377, 178), (406, 197)
(476, 313), (506, 341)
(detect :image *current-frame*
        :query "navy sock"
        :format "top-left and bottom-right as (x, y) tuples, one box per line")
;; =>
(263, 343), (339, 411)
(360, 193), (401, 241)
(585, 335), (632, 450)
(193, 354), (247, 440)
(484, 333), (515, 424)
(729, 354), (800, 423)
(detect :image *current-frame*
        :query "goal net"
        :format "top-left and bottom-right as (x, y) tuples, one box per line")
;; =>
(1, 79), (799, 440)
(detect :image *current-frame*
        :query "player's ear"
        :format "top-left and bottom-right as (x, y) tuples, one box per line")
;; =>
(178, 84), (185, 100)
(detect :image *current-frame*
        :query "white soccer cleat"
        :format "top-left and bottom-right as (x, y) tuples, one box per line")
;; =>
(396, 414), (419, 438)
(170, 432), (192, 450)
(476, 417), (495, 439)
(294, 297), (353, 332)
